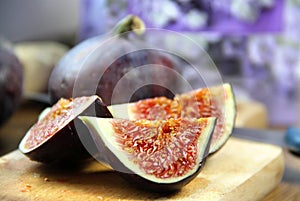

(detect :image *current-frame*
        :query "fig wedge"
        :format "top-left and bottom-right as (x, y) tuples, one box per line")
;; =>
(80, 116), (216, 192)
(108, 83), (236, 154)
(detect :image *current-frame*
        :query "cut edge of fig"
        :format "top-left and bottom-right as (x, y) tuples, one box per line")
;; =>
(107, 102), (135, 119)
(79, 116), (216, 191)
(107, 83), (237, 155)
(207, 83), (236, 154)
(19, 95), (97, 153)
(107, 96), (173, 120)
(18, 95), (112, 165)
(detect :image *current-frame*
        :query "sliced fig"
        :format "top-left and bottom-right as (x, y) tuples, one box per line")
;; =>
(108, 83), (236, 154)
(107, 96), (180, 120)
(176, 83), (236, 153)
(80, 116), (216, 192)
(18, 95), (112, 165)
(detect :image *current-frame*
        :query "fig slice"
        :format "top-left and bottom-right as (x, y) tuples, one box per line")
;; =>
(79, 116), (216, 192)
(108, 83), (236, 154)
(18, 95), (112, 165)
(175, 83), (236, 154)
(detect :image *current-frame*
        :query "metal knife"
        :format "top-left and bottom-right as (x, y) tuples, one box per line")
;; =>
(232, 127), (300, 156)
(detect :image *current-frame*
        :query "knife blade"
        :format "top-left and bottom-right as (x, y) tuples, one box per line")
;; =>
(232, 127), (300, 155)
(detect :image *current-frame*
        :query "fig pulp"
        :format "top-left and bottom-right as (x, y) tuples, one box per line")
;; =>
(175, 83), (236, 153)
(80, 116), (216, 192)
(108, 83), (236, 154)
(49, 15), (176, 106)
(19, 95), (112, 165)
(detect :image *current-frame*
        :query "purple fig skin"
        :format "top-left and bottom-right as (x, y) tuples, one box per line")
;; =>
(48, 16), (176, 106)
(0, 41), (23, 125)
(49, 44), (176, 106)
(19, 96), (113, 166)
(119, 162), (205, 193)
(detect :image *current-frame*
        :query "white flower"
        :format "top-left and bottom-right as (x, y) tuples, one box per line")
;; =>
(184, 9), (208, 29)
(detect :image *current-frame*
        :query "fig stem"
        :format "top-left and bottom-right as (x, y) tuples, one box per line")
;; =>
(112, 15), (145, 36)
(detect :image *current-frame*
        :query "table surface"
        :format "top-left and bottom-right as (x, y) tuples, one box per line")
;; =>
(0, 100), (299, 201)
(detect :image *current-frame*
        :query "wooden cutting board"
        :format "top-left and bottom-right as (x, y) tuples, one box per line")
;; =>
(0, 137), (284, 201)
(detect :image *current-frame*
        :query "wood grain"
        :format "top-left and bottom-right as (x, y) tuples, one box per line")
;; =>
(0, 138), (284, 201)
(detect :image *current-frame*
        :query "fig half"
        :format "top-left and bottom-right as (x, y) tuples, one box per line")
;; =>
(18, 95), (112, 165)
(108, 83), (236, 154)
(80, 116), (216, 192)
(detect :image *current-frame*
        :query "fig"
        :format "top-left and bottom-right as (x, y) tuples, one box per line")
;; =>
(0, 39), (23, 125)
(18, 95), (112, 165)
(108, 83), (236, 154)
(175, 83), (236, 153)
(80, 116), (216, 192)
(49, 15), (176, 106)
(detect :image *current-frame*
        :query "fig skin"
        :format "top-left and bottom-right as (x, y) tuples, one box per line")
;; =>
(48, 15), (176, 106)
(19, 96), (113, 166)
(120, 162), (205, 193)
(0, 40), (23, 125)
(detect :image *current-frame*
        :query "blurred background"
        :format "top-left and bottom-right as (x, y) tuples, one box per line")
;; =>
(0, 0), (299, 154)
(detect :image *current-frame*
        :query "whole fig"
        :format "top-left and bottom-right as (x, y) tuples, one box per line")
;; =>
(0, 39), (23, 125)
(49, 15), (176, 106)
